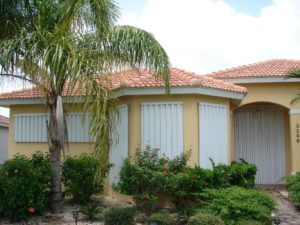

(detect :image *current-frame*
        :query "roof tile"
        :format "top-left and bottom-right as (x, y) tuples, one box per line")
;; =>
(0, 68), (246, 100)
(206, 59), (300, 79)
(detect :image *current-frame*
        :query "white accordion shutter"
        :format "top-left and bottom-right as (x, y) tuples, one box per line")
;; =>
(141, 102), (183, 159)
(199, 102), (228, 169)
(14, 113), (91, 143)
(234, 104), (285, 184)
(109, 105), (129, 185)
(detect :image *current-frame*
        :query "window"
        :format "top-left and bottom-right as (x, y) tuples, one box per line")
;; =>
(141, 102), (183, 159)
(199, 102), (228, 169)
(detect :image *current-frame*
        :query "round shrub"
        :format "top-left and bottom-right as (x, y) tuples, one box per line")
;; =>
(187, 212), (225, 225)
(0, 153), (51, 222)
(146, 211), (173, 225)
(236, 220), (264, 225)
(201, 187), (275, 225)
(104, 207), (135, 225)
(62, 154), (108, 204)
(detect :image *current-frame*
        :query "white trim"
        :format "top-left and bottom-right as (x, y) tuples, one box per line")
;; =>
(289, 109), (300, 115)
(224, 77), (300, 84)
(0, 123), (9, 128)
(115, 87), (245, 99)
(0, 87), (245, 107)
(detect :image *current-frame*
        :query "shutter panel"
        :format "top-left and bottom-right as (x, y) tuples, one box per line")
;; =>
(66, 113), (90, 142)
(141, 102), (183, 158)
(14, 113), (91, 143)
(14, 114), (49, 142)
(109, 105), (129, 185)
(234, 104), (286, 184)
(199, 102), (228, 169)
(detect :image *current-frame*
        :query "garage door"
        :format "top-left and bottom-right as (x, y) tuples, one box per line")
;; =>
(234, 104), (286, 184)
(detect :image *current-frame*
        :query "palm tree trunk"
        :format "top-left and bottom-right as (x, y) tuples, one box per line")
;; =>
(48, 104), (63, 213)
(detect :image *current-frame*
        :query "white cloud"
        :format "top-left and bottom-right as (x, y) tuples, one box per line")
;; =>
(119, 0), (300, 74)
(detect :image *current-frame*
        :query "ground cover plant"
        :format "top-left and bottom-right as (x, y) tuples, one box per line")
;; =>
(104, 207), (135, 225)
(286, 172), (300, 209)
(200, 187), (275, 225)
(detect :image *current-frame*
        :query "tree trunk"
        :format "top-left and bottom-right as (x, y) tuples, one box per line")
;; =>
(48, 105), (63, 213)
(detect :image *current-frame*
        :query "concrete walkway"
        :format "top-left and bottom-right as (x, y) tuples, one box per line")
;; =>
(270, 190), (300, 225)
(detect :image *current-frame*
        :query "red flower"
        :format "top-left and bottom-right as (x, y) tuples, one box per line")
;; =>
(28, 207), (35, 214)
(173, 169), (177, 173)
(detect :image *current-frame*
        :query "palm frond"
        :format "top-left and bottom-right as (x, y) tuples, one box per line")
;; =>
(103, 25), (171, 91)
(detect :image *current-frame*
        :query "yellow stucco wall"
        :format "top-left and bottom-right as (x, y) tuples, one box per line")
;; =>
(238, 83), (300, 108)
(8, 94), (231, 165)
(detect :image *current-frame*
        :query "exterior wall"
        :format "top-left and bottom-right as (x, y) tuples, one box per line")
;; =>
(235, 82), (300, 175)
(8, 94), (232, 200)
(118, 94), (231, 166)
(0, 126), (8, 164)
(7, 94), (234, 163)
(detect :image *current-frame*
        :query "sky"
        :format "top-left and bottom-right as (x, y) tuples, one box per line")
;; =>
(1, 0), (300, 117)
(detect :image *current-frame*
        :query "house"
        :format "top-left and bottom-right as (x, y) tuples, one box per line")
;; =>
(0, 59), (299, 192)
(0, 115), (9, 164)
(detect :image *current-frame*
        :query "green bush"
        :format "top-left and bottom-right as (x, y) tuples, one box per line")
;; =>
(227, 160), (257, 188)
(62, 154), (109, 204)
(201, 187), (275, 225)
(134, 146), (190, 173)
(0, 152), (52, 222)
(146, 212), (173, 225)
(187, 212), (225, 225)
(210, 159), (257, 188)
(287, 172), (300, 207)
(104, 207), (135, 225)
(81, 203), (102, 221)
(236, 220), (264, 225)
(117, 147), (258, 211)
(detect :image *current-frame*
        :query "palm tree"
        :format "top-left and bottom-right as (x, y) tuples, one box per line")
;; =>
(0, 0), (170, 213)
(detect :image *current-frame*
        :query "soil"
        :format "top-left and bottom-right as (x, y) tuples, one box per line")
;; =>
(270, 190), (300, 225)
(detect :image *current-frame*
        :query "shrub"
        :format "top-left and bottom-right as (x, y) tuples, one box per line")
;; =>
(81, 203), (102, 221)
(210, 159), (257, 188)
(146, 212), (173, 225)
(0, 153), (52, 222)
(236, 220), (264, 225)
(286, 172), (300, 207)
(62, 154), (109, 204)
(201, 187), (275, 225)
(227, 160), (257, 188)
(134, 146), (190, 173)
(104, 207), (135, 225)
(187, 212), (225, 225)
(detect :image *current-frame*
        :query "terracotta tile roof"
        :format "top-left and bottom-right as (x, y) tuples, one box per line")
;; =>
(0, 68), (246, 100)
(0, 115), (9, 125)
(206, 59), (300, 79)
